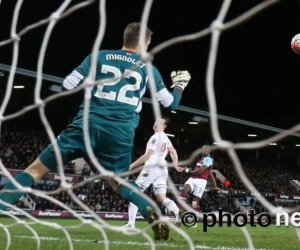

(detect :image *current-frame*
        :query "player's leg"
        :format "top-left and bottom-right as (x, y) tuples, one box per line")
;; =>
(153, 169), (181, 226)
(109, 172), (154, 220)
(192, 179), (207, 208)
(0, 159), (46, 210)
(177, 178), (194, 210)
(192, 196), (201, 211)
(188, 196), (201, 228)
(125, 202), (139, 227)
(116, 168), (154, 221)
(95, 129), (169, 240)
(190, 179), (207, 228)
(124, 174), (149, 228)
(155, 190), (181, 225)
(124, 171), (152, 227)
(110, 177), (169, 240)
(0, 126), (85, 210)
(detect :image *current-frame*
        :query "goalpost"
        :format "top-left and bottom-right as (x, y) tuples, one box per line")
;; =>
(2, 0), (299, 250)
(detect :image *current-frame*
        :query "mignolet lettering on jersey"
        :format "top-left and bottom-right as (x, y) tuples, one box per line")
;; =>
(62, 49), (176, 129)
(190, 156), (213, 180)
(144, 131), (173, 167)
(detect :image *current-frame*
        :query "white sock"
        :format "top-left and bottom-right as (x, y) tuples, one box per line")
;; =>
(162, 198), (179, 217)
(128, 202), (138, 226)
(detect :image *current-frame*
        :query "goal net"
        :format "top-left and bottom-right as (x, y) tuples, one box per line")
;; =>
(1, 0), (298, 249)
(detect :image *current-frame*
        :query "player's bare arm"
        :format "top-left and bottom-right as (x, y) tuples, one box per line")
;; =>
(169, 147), (183, 172)
(186, 164), (207, 175)
(185, 153), (212, 175)
(130, 149), (154, 170)
(209, 172), (221, 191)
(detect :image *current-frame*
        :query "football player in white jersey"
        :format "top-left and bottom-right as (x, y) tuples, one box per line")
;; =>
(125, 117), (183, 228)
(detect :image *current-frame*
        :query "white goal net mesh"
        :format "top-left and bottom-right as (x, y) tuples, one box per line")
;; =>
(1, 0), (298, 249)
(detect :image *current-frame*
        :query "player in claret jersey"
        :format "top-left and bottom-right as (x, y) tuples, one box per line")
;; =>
(178, 145), (220, 221)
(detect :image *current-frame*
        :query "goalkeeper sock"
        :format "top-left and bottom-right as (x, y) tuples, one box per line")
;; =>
(0, 172), (34, 210)
(118, 183), (150, 218)
(128, 202), (138, 225)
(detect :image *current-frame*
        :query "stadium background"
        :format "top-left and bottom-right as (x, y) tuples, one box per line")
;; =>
(1, 68), (300, 218)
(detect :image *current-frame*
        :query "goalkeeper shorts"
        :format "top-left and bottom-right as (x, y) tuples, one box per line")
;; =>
(39, 124), (133, 175)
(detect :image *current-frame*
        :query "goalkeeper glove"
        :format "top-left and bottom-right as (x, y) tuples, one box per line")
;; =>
(170, 70), (191, 91)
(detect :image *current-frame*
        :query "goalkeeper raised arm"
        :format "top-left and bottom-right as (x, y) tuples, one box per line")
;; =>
(0, 22), (191, 241)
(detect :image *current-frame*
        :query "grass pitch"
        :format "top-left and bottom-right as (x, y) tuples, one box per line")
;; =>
(0, 218), (298, 250)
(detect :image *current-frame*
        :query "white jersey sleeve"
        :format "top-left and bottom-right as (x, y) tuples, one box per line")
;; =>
(146, 134), (160, 152)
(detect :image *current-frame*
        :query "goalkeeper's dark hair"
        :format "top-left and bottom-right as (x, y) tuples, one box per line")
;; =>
(162, 116), (170, 126)
(123, 22), (153, 48)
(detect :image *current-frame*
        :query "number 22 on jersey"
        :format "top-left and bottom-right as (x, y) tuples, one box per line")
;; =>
(94, 64), (142, 106)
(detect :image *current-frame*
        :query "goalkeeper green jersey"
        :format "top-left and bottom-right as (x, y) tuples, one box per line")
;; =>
(62, 49), (181, 131)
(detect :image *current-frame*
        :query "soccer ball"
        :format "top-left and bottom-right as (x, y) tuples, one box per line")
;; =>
(291, 34), (300, 54)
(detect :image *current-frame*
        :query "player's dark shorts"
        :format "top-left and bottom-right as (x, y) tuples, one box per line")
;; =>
(39, 123), (133, 175)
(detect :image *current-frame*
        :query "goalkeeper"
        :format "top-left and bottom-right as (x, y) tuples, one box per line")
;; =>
(0, 22), (191, 240)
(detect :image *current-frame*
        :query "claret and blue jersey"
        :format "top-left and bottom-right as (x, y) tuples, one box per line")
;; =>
(62, 49), (182, 130)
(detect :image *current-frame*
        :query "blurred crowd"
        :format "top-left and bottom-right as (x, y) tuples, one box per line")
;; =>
(33, 180), (129, 212)
(1, 127), (300, 214)
(24, 181), (237, 214)
(0, 128), (48, 170)
(216, 158), (300, 194)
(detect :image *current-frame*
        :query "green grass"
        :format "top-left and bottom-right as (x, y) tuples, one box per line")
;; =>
(0, 218), (299, 250)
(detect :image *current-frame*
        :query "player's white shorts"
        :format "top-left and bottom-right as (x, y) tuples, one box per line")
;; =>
(135, 165), (168, 195)
(185, 178), (207, 198)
